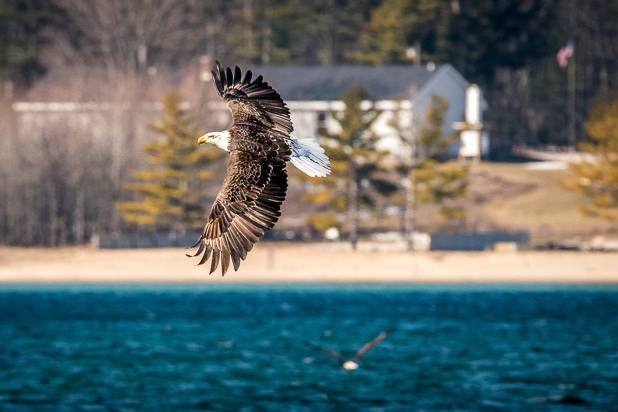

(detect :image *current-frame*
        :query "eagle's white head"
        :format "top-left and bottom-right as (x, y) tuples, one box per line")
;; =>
(342, 360), (359, 371)
(197, 131), (230, 151)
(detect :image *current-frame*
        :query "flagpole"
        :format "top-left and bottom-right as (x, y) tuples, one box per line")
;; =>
(567, 0), (576, 149)
(567, 44), (576, 148)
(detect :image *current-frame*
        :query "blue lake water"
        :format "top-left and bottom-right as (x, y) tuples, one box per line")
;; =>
(1, 284), (618, 411)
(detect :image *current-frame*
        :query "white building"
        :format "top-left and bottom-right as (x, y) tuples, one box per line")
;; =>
(211, 63), (489, 159)
(12, 63), (489, 160)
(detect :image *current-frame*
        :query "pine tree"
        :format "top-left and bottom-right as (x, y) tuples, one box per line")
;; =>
(117, 94), (221, 233)
(565, 99), (618, 221)
(348, 0), (411, 64)
(303, 84), (396, 249)
(416, 95), (468, 224)
(414, 159), (468, 223)
(0, 0), (54, 85)
(349, 0), (451, 64)
(394, 95), (468, 246)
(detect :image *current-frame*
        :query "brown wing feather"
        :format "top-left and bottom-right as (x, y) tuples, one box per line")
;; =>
(212, 61), (293, 140)
(352, 331), (388, 362)
(189, 153), (288, 275)
(192, 62), (291, 275)
(306, 342), (344, 362)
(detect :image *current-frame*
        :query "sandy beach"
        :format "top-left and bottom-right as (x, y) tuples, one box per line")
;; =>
(0, 243), (617, 283)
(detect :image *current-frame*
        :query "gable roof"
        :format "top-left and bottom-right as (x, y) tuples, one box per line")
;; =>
(251, 64), (444, 101)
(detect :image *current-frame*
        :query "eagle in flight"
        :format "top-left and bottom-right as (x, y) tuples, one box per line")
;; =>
(188, 61), (331, 275)
(310, 330), (389, 371)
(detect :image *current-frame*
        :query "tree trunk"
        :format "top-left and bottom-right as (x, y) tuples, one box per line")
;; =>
(48, 184), (58, 247)
(243, 0), (255, 61)
(403, 170), (416, 251)
(348, 168), (359, 251)
(74, 188), (85, 244)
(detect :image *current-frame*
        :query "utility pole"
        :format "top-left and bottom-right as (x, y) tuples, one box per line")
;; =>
(403, 98), (417, 252)
(404, 141), (417, 252)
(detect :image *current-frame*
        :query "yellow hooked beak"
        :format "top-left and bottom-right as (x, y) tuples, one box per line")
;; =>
(197, 134), (208, 145)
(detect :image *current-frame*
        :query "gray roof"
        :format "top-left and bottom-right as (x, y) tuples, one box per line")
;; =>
(251, 64), (442, 101)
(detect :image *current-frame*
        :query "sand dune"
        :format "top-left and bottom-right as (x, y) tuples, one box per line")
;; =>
(1, 243), (617, 283)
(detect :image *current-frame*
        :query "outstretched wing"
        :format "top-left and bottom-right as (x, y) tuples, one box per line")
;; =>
(307, 341), (344, 362)
(212, 61), (293, 140)
(188, 153), (288, 275)
(352, 331), (388, 362)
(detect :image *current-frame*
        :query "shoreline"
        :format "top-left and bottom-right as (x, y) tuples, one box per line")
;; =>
(1, 244), (617, 284)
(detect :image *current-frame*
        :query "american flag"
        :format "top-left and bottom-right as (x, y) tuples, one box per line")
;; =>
(557, 41), (574, 68)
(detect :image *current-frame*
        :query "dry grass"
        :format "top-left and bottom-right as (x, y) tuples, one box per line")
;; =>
(465, 163), (616, 242)
(280, 162), (616, 243)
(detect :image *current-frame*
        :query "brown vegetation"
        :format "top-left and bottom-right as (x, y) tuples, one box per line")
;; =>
(464, 163), (616, 242)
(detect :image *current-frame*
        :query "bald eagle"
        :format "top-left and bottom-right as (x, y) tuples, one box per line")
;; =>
(188, 61), (330, 275)
(310, 330), (389, 371)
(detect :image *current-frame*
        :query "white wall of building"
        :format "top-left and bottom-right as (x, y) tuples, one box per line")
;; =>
(288, 100), (415, 156)
(285, 65), (485, 159)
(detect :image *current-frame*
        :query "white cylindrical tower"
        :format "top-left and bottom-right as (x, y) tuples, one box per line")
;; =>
(465, 84), (481, 125)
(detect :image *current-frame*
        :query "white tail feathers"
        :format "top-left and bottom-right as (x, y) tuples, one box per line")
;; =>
(289, 137), (331, 177)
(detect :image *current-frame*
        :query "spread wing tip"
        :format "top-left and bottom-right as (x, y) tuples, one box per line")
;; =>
(188, 240), (244, 276)
(210, 60), (293, 134)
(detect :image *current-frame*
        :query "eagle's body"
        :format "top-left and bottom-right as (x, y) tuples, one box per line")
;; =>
(342, 360), (360, 371)
(189, 62), (330, 275)
(310, 331), (389, 372)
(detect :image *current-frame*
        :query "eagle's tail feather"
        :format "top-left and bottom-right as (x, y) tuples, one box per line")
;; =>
(289, 137), (331, 177)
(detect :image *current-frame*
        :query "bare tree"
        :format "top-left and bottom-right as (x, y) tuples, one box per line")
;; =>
(50, 0), (204, 74)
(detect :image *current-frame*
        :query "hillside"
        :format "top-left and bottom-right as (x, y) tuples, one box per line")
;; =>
(464, 162), (616, 243)
(278, 162), (616, 244)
